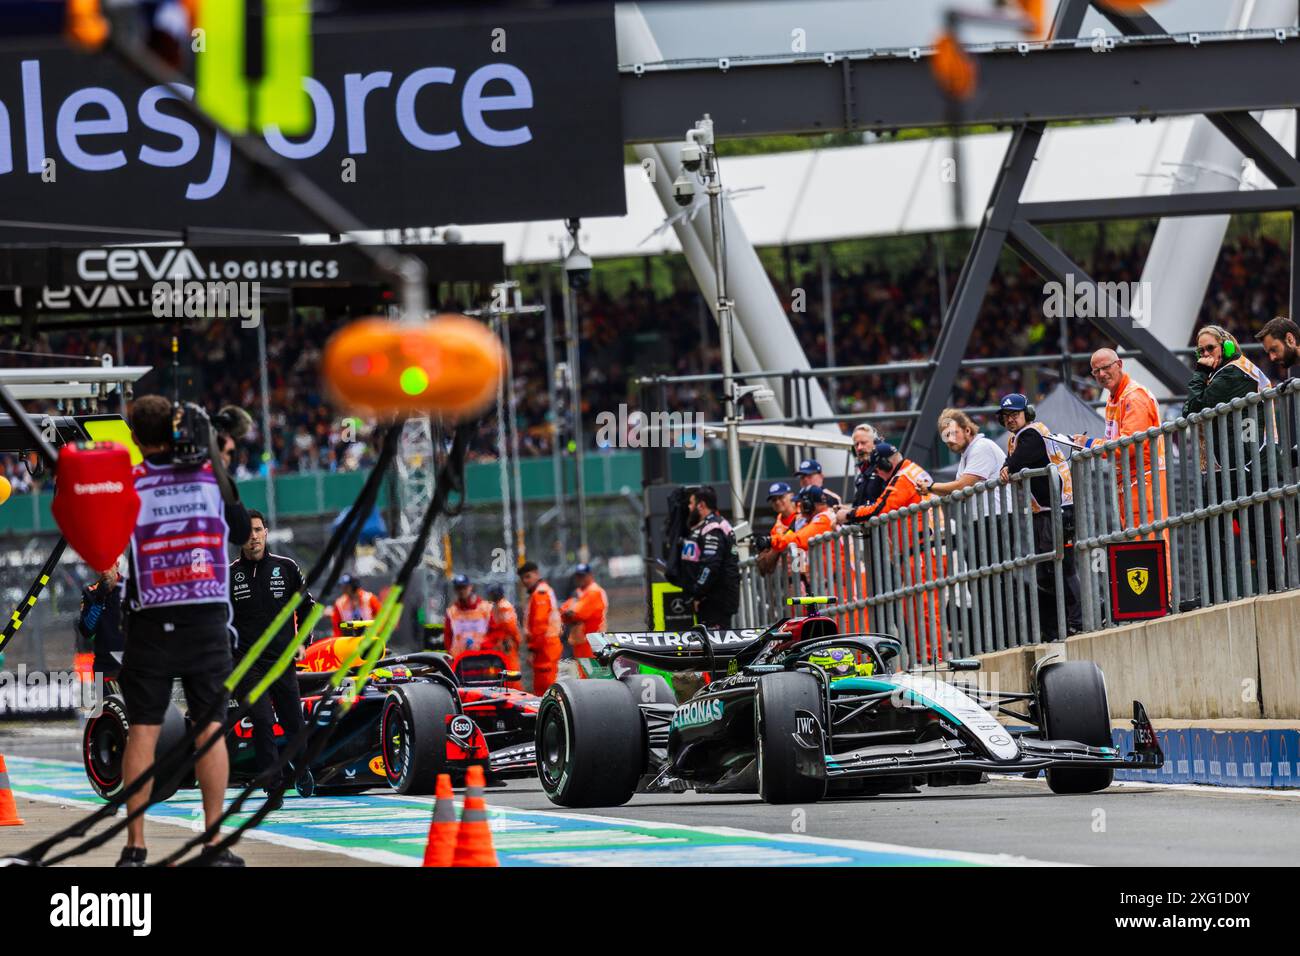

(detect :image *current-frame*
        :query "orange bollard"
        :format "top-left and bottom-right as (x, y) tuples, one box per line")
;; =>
(451, 765), (498, 867)
(422, 774), (458, 867)
(0, 754), (25, 826)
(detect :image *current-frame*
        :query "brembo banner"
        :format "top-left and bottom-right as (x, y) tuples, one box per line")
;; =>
(0, 9), (624, 231)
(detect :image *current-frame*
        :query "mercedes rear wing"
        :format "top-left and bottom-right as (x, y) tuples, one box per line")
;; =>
(585, 627), (768, 673)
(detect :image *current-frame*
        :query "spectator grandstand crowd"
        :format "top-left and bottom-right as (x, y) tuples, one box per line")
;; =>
(1, 229), (1289, 493)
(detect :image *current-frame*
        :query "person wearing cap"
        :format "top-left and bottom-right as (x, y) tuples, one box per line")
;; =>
(560, 563), (608, 660)
(796, 458), (842, 508)
(772, 485), (836, 552)
(483, 583), (523, 689)
(756, 481), (798, 577)
(444, 574), (493, 657)
(997, 393), (1082, 640)
(518, 562), (562, 694)
(330, 574), (381, 636)
(765, 481), (798, 551)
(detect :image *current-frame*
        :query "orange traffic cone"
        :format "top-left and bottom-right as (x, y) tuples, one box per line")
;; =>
(421, 774), (458, 867)
(0, 754), (25, 826)
(451, 765), (498, 867)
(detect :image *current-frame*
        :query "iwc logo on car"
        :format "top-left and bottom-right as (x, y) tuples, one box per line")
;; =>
(671, 698), (724, 731)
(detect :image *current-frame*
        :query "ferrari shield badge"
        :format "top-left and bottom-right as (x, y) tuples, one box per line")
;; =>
(1127, 567), (1149, 596)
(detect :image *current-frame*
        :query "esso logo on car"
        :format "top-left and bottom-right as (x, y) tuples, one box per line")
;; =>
(449, 716), (474, 739)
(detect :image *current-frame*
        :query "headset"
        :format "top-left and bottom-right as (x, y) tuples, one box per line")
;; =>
(1223, 338), (1238, 360)
(997, 402), (1036, 425)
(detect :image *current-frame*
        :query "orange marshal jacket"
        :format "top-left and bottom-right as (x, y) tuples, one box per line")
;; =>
(560, 582), (608, 658)
(524, 581), (562, 648)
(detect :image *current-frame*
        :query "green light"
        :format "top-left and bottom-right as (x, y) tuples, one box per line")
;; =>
(400, 366), (429, 395)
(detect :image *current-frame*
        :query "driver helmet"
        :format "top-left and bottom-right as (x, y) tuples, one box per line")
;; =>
(807, 646), (872, 679)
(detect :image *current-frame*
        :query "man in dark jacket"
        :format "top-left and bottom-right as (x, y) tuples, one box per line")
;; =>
(230, 510), (315, 808)
(998, 394), (1081, 640)
(77, 562), (125, 685)
(836, 423), (884, 523)
(678, 486), (740, 627)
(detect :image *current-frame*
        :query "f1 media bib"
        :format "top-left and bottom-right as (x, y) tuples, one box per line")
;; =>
(129, 460), (230, 610)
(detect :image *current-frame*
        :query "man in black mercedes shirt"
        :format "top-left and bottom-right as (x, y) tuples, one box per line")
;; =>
(230, 510), (315, 809)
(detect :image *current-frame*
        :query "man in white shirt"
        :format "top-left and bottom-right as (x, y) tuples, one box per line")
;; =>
(916, 408), (1006, 512)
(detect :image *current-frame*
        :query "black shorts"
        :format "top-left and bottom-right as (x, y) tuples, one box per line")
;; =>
(119, 613), (233, 726)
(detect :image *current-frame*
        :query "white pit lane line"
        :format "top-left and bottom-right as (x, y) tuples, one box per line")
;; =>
(988, 774), (1300, 799)
(12, 789), (415, 868)
(366, 791), (1074, 866)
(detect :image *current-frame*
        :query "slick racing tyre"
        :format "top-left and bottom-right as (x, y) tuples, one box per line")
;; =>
(1038, 661), (1114, 795)
(83, 696), (189, 803)
(536, 679), (645, 808)
(756, 672), (828, 805)
(381, 682), (454, 795)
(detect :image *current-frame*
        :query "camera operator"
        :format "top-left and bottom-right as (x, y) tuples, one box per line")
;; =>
(115, 395), (251, 867)
(670, 486), (739, 628)
(229, 510), (315, 812)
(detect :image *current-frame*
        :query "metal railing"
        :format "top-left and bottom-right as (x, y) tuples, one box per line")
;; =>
(740, 466), (1062, 665)
(738, 378), (1300, 663)
(1072, 378), (1300, 630)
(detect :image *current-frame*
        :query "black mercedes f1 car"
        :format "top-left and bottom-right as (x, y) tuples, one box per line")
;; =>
(83, 649), (538, 802)
(535, 609), (1163, 807)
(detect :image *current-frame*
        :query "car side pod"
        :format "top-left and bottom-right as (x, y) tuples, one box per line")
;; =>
(1128, 701), (1165, 769)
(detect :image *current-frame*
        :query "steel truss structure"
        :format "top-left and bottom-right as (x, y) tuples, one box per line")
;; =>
(619, 0), (1300, 465)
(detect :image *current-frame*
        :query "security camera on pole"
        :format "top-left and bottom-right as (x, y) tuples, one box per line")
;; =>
(562, 218), (591, 563)
(674, 116), (745, 528)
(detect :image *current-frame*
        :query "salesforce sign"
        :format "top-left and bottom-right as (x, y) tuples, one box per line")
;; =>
(0, 9), (624, 231)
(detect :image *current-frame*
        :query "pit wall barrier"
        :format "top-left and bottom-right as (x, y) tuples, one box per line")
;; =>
(1110, 724), (1300, 788)
(978, 589), (1300, 719)
(980, 588), (1300, 788)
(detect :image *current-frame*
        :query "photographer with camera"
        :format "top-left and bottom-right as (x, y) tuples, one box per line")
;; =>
(666, 486), (739, 628)
(115, 395), (251, 867)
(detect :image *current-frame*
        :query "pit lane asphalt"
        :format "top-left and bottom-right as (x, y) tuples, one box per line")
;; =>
(6, 722), (1297, 866)
(481, 776), (1300, 867)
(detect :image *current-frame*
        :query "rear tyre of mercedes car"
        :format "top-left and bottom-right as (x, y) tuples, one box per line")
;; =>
(536, 679), (644, 808)
(381, 682), (453, 795)
(1038, 661), (1115, 795)
(756, 672), (828, 805)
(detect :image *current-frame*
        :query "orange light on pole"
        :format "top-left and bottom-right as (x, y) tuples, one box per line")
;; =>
(322, 315), (504, 419)
(932, 32), (978, 102)
(66, 0), (110, 51)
